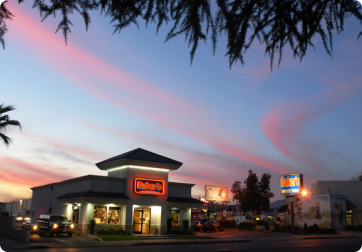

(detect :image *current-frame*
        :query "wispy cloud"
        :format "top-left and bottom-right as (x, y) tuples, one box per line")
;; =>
(7, 3), (297, 178)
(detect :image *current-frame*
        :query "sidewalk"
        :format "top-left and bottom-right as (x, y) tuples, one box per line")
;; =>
(1, 231), (361, 251)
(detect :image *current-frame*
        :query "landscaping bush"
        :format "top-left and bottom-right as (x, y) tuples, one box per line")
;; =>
(256, 220), (268, 226)
(237, 222), (257, 230)
(218, 220), (236, 228)
(343, 225), (362, 232)
(167, 218), (173, 234)
(89, 218), (96, 235)
(273, 223), (281, 232)
(97, 226), (124, 235)
(182, 219), (189, 233)
(264, 222), (270, 231)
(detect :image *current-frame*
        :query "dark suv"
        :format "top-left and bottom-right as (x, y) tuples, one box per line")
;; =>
(37, 214), (74, 237)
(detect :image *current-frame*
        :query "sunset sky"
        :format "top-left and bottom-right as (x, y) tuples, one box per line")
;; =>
(1, 1), (362, 203)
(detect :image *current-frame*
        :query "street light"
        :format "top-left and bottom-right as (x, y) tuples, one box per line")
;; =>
(302, 190), (307, 196)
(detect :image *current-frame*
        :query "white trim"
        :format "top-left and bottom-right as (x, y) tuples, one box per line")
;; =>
(108, 165), (169, 172)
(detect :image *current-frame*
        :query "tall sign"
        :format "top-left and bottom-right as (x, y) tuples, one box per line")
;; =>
(280, 174), (303, 195)
(134, 178), (164, 195)
(205, 185), (228, 201)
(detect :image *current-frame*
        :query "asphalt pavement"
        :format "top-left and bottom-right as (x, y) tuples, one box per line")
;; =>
(1, 229), (361, 251)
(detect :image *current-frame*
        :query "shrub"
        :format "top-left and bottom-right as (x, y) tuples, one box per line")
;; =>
(89, 218), (96, 235)
(273, 223), (282, 232)
(182, 219), (189, 233)
(167, 218), (173, 234)
(313, 224), (319, 233)
(237, 222), (257, 230)
(97, 226), (124, 235)
(264, 222), (270, 231)
(256, 220), (268, 226)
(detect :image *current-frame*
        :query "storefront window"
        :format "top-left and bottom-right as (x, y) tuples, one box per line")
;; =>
(170, 210), (180, 225)
(94, 206), (106, 223)
(108, 207), (121, 224)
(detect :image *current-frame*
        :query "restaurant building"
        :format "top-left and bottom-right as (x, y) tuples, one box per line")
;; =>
(30, 148), (203, 235)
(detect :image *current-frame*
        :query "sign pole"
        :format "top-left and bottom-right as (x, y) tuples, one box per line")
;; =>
(291, 201), (294, 234)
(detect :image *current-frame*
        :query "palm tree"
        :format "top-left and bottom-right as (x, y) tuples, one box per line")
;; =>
(0, 103), (21, 147)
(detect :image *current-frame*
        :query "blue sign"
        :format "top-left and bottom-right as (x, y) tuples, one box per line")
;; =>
(280, 174), (303, 195)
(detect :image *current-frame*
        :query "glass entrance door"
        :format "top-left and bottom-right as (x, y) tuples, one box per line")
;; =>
(133, 208), (151, 234)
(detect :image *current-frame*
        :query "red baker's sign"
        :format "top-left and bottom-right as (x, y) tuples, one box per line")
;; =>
(134, 178), (164, 195)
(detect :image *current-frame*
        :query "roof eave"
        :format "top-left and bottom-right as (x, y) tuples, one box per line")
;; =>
(96, 158), (182, 171)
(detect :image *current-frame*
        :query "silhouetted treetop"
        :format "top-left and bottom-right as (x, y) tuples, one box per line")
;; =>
(1, 0), (362, 69)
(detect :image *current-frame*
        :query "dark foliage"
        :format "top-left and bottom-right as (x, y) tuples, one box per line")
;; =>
(237, 221), (257, 230)
(231, 170), (274, 213)
(1, 0), (362, 69)
(96, 226), (124, 235)
(343, 225), (362, 232)
(0, 103), (22, 147)
(167, 217), (173, 234)
(273, 223), (337, 234)
(218, 219), (236, 228)
(88, 218), (96, 235)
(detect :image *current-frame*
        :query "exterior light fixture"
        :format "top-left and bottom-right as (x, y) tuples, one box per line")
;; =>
(302, 190), (307, 196)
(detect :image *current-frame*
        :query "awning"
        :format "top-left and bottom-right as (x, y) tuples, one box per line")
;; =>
(58, 190), (130, 204)
(346, 198), (357, 210)
(167, 196), (204, 208)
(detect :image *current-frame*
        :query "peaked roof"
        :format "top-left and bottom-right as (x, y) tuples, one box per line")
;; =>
(58, 190), (130, 200)
(96, 148), (183, 171)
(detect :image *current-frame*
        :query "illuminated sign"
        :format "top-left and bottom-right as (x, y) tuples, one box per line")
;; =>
(134, 178), (164, 195)
(205, 185), (228, 201)
(280, 174), (303, 195)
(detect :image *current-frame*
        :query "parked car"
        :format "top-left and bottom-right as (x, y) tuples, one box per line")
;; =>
(37, 214), (74, 237)
(191, 221), (203, 231)
(22, 219), (38, 233)
(202, 220), (224, 232)
(15, 215), (24, 222)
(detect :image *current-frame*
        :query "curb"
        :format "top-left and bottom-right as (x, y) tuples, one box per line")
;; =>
(131, 239), (252, 246)
(86, 234), (103, 242)
(302, 236), (359, 240)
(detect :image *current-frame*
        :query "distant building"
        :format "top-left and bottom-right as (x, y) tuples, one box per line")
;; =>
(312, 180), (362, 226)
(0, 202), (6, 213)
(5, 199), (32, 216)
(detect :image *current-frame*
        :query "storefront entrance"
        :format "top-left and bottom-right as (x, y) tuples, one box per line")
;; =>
(133, 208), (151, 234)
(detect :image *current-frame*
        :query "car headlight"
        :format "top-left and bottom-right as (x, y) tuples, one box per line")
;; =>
(16, 217), (23, 220)
(24, 217), (30, 221)
(70, 224), (74, 229)
(53, 224), (58, 229)
(33, 225), (37, 230)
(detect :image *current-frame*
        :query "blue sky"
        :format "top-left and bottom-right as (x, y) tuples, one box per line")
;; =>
(1, 0), (362, 203)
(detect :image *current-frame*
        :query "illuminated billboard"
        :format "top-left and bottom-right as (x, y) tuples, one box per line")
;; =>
(134, 178), (164, 195)
(205, 185), (228, 201)
(280, 174), (303, 195)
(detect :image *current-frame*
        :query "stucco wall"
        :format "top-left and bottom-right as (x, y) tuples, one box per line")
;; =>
(31, 176), (125, 220)
(168, 183), (192, 198)
(5, 199), (32, 216)
(311, 181), (362, 210)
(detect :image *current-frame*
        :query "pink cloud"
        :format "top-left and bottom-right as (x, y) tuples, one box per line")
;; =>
(7, 3), (296, 177)
(261, 78), (362, 176)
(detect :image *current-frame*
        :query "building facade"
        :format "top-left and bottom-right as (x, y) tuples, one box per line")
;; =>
(31, 148), (203, 235)
(5, 199), (32, 216)
(311, 180), (362, 226)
